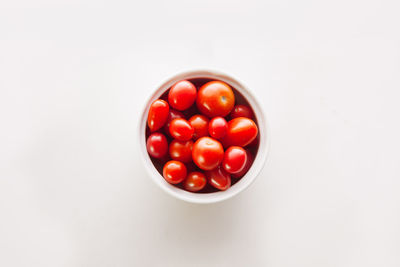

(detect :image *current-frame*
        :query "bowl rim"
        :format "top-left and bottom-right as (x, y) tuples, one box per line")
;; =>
(138, 69), (270, 204)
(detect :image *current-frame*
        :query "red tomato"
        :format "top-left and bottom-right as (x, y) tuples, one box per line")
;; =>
(192, 137), (224, 170)
(189, 114), (209, 140)
(184, 172), (207, 192)
(196, 81), (235, 117)
(208, 117), (228, 139)
(146, 132), (168, 159)
(168, 80), (197, 111)
(163, 160), (187, 184)
(230, 105), (253, 119)
(169, 118), (194, 141)
(232, 150), (254, 178)
(148, 99), (169, 132)
(222, 117), (258, 147)
(169, 140), (193, 163)
(222, 146), (247, 174)
(206, 166), (231, 191)
(163, 109), (185, 134)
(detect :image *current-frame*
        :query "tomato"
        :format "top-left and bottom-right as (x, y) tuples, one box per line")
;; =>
(148, 99), (169, 132)
(169, 140), (193, 163)
(222, 146), (247, 174)
(232, 150), (254, 178)
(184, 172), (207, 192)
(206, 166), (231, 191)
(189, 114), (209, 140)
(196, 81), (235, 117)
(146, 132), (168, 159)
(222, 117), (258, 147)
(208, 117), (228, 139)
(169, 118), (194, 141)
(163, 160), (187, 184)
(146, 78), (260, 193)
(230, 105), (253, 119)
(163, 109), (185, 134)
(192, 137), (224, 170)
(168, 80), (197, 111)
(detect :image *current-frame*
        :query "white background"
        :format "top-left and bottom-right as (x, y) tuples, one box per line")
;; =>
(1, 0), (399, 266)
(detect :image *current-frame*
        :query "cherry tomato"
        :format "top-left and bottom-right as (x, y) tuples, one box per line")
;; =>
(184, 172), (207, 192)
(169, 118), (194, 141)
(206, 166), (231, 191)
(196, 81), (235, 117)
(230, 105), (253, 119)
(222, 146), (247, 174)
(148, 99), (169, 132)
(146, 132), (168, 159)
(192, 137), (224, 170)
(163, 109), (185, 135)
(169, 140), (193, 163)
(208, 117), (228, 139)
(222, 117), (258, 147)
(189, 114), (209, 140)
(232, 150), (254, 178)
(146, 78), (260, 193)
(168, 80), (197, 111)
(163, 160), (187, 184)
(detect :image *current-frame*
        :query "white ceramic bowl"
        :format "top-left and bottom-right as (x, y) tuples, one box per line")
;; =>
(139, 70), (270, 204)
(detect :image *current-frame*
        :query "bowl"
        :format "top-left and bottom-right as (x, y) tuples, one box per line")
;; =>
(139, 70), (270, 204)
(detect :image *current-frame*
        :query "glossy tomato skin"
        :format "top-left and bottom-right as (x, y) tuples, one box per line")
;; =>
(169, 118), (194, 141)
(148, 99), (169, 132)
(196, 81), (235, 117)
(222, 146), (247, 174)
(189, 114), (209, 140)
(163, 160), (187, 184)
(206, 166), (231, 191)
(184, 172), (207, 192)
(169, 140), (193, 163)
(222, 117), (258, 147)
(232, 150), (254, 178)
(146, 132), (168, 159)
(192, 137), (224, 170)
(163, 109), (185, 135)
(208, 117), (228, 139)
(168, 80), (197, 111)
(230, 105), (253, 119)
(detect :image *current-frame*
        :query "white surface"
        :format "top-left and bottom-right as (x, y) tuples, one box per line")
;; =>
(0, 0), (399, 266)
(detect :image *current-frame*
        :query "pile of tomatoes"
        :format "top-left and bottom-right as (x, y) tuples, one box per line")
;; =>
(146, 78), (259, 192)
